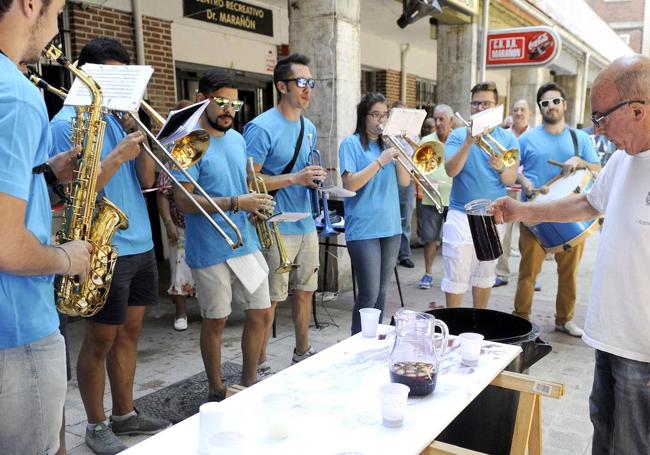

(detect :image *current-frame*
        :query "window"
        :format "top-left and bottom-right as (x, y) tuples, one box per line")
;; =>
(361, 69), (377, 94)
(415, 78), (436, 114)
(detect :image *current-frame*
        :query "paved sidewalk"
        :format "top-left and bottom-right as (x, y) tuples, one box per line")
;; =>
(64, 227), (599, 454)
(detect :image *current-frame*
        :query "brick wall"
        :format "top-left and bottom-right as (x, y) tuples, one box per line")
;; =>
(585, 0), (645, 52)
(68, 2), (176, 119)
(375, 69), (417, 107)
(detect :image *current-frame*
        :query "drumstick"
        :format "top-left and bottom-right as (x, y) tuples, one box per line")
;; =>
(547, 159), (586, 170)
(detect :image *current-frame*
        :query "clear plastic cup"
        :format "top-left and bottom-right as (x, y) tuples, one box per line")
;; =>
(378, 383), (410, 428)
(464, 198), (503, 261)
(459, 332), (485, 366)
(198, 402), (228, 454)
(359, 308), (381, 338)
(263, 393), (292, 440)
(206, 431), (245, 455)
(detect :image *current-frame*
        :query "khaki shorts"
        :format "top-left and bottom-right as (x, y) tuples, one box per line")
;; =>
(192, 255), (271, 319)
(264, 231), (319, 301)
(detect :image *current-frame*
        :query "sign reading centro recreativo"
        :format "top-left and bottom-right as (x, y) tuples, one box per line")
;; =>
(183, 0), (273, 37)
(486, 26), (561, 68)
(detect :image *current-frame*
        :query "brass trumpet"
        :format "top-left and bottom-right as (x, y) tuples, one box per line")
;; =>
(248, 158), (297, 274)
(455, 112), (519, 167)
(380, 127), (445, 213)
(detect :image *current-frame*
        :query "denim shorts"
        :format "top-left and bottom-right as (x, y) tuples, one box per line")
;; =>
(419, 205), (447, 243)
(0, 331), (67, 455)
(90, 248), (159, 325)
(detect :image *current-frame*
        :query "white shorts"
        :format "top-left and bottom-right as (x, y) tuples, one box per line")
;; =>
(441, 209), (505, 294)
(192, 253), (271, 319)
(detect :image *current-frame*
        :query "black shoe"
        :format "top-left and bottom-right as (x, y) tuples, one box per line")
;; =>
(534, 281), (542, 292)
(398, 258), (415, 268)
(493, 278), (508, 287)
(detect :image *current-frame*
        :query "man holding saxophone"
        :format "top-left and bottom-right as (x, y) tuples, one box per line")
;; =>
(49, 37), (168, 455)
(244, 53), (325, 368)
(0, 1), (92, 454)
(173, 71), (274, 402)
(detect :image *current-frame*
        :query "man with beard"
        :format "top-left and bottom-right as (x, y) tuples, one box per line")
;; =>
(49, 37), (168, 454)
(0, 1), (92, 454)
(173, 71), (274, 401)
(244, 53), (325, 369)
(513, 82), (600, 336)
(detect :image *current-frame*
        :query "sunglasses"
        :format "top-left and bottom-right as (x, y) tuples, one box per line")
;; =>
(210, 97), (244, 111)
(591, 100), (645, 127)
(283, 77), (316, 89)
(539, 97), (564, 108)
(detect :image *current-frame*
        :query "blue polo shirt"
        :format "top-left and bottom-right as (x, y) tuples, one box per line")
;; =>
(172, 129), (259, 269)
(0, 54), (58, 348)
(244, 108), (317, 235)
(339, 134), (402, 241)
(519, 126), (599, 200)
(50, 107), (153, 256)
(446, 127), (519, 212)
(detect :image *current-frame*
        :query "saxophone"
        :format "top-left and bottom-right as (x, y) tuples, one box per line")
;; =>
(45, 45), (129, 317)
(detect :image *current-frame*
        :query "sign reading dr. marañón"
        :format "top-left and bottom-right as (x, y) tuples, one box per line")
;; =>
(486, 26), (561, 68)
(183, 0), (273, 37)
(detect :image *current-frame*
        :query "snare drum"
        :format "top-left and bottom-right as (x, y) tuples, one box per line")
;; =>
(525, 169), (597, 253)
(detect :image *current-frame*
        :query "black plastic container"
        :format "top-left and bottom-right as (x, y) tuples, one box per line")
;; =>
(428, 308), (552, 455)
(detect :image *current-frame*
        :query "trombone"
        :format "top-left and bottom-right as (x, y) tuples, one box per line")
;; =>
(30, 72), (243, 249)
(380, 126), (445, 213)
(454, 112), (519, 168)
(248, 158), (297, 274)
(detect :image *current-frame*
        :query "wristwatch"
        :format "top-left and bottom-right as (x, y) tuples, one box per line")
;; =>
(32, 162), (58, 186)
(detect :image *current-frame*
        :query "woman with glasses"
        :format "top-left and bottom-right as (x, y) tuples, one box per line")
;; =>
(339, 92), (411, 335)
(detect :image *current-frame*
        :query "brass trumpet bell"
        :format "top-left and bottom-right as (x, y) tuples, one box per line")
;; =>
(170, 130), (209, 169)
(412, 141), (445, 174)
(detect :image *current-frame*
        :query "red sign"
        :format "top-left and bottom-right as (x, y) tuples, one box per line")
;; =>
(486, 26), (561, 68)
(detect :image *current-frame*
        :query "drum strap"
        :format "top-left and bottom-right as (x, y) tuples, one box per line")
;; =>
(569, 128), (579, 157)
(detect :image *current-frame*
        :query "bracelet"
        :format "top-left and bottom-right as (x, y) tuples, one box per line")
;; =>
(375, 159), (383, 170)
(230, 195), (239, 213)
(55, 246), (71, 275)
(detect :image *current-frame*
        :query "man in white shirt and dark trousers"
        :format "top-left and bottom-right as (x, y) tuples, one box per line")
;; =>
(492, 54), (650, 455)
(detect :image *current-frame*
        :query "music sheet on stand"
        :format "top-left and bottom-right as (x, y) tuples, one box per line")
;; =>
(63, 64), (153, 112)
(226, 250), (269, 294)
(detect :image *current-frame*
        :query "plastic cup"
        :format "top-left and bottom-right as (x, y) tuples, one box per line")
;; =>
(379, 383), (410, 428)
(263, 393), (292, 440)
(198, 402), (228, 454)
(464, 198), (503, 261)
(359, 308), (381, 338)
(459, 332), (485, 366)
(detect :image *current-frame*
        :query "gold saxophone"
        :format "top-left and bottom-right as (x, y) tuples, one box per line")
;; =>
(45, 45), (129, 317)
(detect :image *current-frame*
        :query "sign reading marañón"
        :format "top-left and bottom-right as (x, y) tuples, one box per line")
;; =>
(183, 0), (273, 37)
(486, 26), (561, 68)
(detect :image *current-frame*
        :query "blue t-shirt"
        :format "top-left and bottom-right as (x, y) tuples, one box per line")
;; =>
(50, 107), (153, 256)
(519, 126), (599, 200)
(446, 127), (519, 212)
(244, 108), (317, 235)
(0, 54), (58, 348)
(172, 129), (259, 269)
(339, 134), (402, 241)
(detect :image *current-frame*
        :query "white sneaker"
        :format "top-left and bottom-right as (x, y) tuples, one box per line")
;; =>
(173, 317), (188, 331)
(555, 320), (583, 337)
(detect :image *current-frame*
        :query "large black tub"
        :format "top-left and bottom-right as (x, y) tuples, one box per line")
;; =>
(428, 308), (552, 455)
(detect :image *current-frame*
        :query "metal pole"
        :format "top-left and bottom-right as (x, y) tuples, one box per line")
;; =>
(400, 43), (410, 103)
(578, 52), (591, 128)
(479, 0), (490, 82)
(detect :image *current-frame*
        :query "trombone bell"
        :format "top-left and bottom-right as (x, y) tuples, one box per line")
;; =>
(170, 130), (209, 169)
(412, 141), (445, 174)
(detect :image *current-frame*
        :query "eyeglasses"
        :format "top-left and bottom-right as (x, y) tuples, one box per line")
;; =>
(470, 100), (496, 108)
(282, 77), (315, 89)
(539, 97), (564, 108)
(367, 111), (389, 120)
(210, 97), (244, 111)
(591, 100), (645, 127)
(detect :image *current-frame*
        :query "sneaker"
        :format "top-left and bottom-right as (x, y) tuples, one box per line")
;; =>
(292, 346), (316, 364)
(555, 320), (584, 337)
(493, 278), (508, 287)
(85, 422), (128, 455)
(418, 274), (433, 289)
(110, 408), (171, 436)
(207, 389), (227, 402)
(173, 317), (188, 331)
(398, 258), (415, 268)
(534, 282), (542, 292)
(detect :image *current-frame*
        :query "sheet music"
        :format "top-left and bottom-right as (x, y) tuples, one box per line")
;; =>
(471, 105), (504, 136)
(226, 250), (268, 294)
(321, 186), (356, 198)
(156, 100), (210, 145)
(64, 64), (153, 112)
(383, 108), (427, 137)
